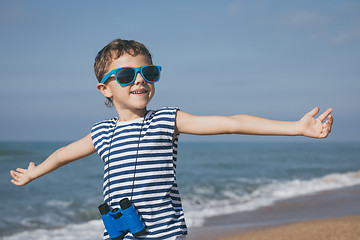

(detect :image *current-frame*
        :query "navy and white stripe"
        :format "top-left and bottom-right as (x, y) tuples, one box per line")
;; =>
(91, 107), (187, 240)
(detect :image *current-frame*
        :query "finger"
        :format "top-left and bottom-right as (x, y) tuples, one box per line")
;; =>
(12, 175), (21, 182)
(11, 179), (19, 185)
(320, 120), (332, 138)
(326, 119), (332, 133)
(307, 107), (320, 117)
(317, 108), (333, 122)
(11, 170), (22, 177)
(323, 122), (331, 135)
(10, 171), (21, 181)
(16, 168), (26, 173)
(319, 130), (329, 138)
(10, 170), (18, 176)
(319, 124), (331, 138)
(11, 179), (23, 186)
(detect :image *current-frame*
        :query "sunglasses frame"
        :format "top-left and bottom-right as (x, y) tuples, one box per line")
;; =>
(100, 65), (162, 85)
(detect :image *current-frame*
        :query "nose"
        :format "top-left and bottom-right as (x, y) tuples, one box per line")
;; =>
(134, 71), (145, 85)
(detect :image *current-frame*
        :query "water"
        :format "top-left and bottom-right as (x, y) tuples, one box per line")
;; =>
(1, 141), (360, 239)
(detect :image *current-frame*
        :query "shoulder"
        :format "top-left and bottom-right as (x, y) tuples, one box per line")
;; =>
(91, 117), (118, 133)
(147, 107), (179, 120)
(146, 107), (179, 135)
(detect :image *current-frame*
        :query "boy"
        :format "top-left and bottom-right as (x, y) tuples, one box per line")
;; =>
(10, 39), (333, 240)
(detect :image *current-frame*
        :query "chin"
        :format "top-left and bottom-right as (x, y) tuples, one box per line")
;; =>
(131, 100), (151, 109)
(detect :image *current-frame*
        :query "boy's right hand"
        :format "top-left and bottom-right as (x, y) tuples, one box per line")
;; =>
(9, 133), (96, 187)
(10, 162), (36, 186)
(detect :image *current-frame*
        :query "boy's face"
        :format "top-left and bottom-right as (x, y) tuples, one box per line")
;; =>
(97, 54), (155, 117)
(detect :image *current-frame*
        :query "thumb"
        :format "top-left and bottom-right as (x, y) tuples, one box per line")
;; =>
(307, 107), (319, 117)
(28, 162), (36, 169)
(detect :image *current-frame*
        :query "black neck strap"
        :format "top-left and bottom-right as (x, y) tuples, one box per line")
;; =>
(106, 114), (146, 206)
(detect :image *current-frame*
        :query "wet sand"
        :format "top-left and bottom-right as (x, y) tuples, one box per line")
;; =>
(187, 184), (360, 240)
(220, 215), (360, 240)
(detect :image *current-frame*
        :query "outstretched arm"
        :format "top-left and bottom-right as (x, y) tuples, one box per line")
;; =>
(175, 107), (333, 138)
(10, 133), (96, 186)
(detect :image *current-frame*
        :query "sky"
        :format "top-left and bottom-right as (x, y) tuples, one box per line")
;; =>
(0, 0), (359, 142)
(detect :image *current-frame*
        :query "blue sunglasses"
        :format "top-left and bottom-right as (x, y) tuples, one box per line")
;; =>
(100, 65), (162, 85)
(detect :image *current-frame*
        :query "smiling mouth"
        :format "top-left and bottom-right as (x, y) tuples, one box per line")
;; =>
(131, 90), (148, 95)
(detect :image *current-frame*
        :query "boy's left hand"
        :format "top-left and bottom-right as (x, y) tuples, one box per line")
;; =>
(298, 107), (333, 138)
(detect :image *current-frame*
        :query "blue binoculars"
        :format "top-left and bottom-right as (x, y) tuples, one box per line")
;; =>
(98, 198), (146, 240)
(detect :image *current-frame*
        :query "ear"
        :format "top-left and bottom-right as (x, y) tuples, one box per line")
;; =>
(96, 83), (113, 98)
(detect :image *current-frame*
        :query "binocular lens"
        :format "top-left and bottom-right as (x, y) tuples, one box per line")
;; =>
(119, 198), (132, 210)
(98, 203), (111, 215)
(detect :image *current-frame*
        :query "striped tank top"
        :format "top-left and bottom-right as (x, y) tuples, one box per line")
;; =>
(91, 107), (188, 240)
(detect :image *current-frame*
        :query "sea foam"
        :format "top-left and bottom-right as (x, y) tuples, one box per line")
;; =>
(183, 170), (360, 227)
(2, 220), (103, 240)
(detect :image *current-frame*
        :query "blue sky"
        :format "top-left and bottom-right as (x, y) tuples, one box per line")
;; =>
(0, 0), (359, 141)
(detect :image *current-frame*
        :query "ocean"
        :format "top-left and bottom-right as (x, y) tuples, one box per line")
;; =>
(1, 141), (360, 239)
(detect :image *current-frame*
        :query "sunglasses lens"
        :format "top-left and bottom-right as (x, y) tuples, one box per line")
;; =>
(142, 66), (160, 82)
(115, 68), (135, 84)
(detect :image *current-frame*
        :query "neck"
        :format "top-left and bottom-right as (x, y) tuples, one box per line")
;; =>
(115, 108), (148, 122)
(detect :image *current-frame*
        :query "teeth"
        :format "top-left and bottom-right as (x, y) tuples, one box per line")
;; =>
(132, 91), (146, 94)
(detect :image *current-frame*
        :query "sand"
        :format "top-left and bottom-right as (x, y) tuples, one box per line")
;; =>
(220, 215), (360, 240)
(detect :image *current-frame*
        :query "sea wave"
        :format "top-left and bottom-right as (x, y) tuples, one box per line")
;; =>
(2, 220), (103, 240)
(182, 170), (360, 227)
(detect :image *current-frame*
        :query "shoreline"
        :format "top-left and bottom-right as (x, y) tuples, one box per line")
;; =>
(187, 184), (360, 240)
(220, 214), (360, 240)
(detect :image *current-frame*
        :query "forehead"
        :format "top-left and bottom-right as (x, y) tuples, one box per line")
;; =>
(107, 53), (152, 71)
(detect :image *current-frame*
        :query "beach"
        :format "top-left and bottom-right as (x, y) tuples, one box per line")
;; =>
(2, 141), (360, 239)
(221, 215), (360, 240)
(188, 184), (360, 240)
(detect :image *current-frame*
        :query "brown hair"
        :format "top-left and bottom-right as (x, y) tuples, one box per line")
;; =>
(94, 39), (152, 106)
